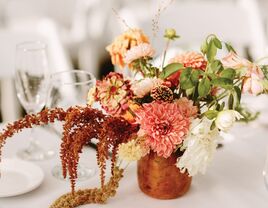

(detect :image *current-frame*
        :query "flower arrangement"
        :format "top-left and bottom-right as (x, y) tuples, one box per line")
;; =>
(90, 28), (268, 177)
(1, 27), (268, 208)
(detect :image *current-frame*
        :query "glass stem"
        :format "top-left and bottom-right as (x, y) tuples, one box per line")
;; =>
(26, 110), (40, 151)
(29, 128), (37, 144)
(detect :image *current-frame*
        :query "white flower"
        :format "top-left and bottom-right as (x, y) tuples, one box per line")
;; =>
(215, 110), (243, 132)
(132, 78), (162, 98)
(124, 43), (155, 64)
(118, 140), (147, 162)
(177, 118), (222, 176)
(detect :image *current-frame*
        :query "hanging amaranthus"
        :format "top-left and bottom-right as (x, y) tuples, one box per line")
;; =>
(0, 105), (139, 208)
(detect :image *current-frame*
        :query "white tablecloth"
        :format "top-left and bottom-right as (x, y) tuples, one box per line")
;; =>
(0, 123), (268, 208)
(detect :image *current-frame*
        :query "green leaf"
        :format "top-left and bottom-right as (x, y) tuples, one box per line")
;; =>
(211, 78), (233, 89)
(210, 121), (216, 130)
(204, 110), (218, 120)
(207, 41), (217, 62)
(180, 68), (194, 89)
(234, 86), (241, 104)
(190, 70), (201, 84)
(263, 80), (268, 93)
(225, 42), (236, 53)
(201, 40), (208, 54)
(207, 73), (217, 80)
(198, 77), (211, 97)
(159, 63), (184, 79)
(213, 37), (222, 49)
(220, 68), (236, 80)
(235, 105), (260, 123)
(210, 60), (223, 73)
(260, 65), (268, 80)
(219, 102), (225, 111)
(186, 87), (195, 96)
(228, 93), (234, 109)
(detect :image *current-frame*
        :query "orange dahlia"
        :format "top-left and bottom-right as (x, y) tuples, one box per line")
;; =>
(106, 29), (150, 69)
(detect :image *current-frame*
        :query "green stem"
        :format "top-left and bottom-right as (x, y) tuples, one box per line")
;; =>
(199, 102), (207, 109)
(161, 40), (170, 70)
(200, 80), (242, 110)
(138, 59), (145, 77)
(127, 107), (136, 118)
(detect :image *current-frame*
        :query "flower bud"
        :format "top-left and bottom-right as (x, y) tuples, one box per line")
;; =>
(164, 28), (180, 40)
(215, 110), (243, 131)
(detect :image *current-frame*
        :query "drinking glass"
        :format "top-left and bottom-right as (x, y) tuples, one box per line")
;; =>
(15, 41), (54, 161)
(47, 70), (96, 180)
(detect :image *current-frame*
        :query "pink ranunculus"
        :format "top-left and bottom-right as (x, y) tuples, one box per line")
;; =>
(136, 101), (190, 158)
(175, 97), (198, 118)
(221, 52), (251, 69)
(124, 43), (155, 64)
(132, 78), (162, 98)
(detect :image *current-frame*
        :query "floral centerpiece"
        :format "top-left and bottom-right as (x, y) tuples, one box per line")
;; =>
(94, 27), (267, 173)
(1, 27), (268, 207)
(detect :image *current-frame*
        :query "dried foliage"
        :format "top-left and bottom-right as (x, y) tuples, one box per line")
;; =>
(61, 106), (138, 192)
(0, 105), (139, 207)
(50, 166), (123, 208)
(0, 108), (67, 163)
(152, 0), (175, 37)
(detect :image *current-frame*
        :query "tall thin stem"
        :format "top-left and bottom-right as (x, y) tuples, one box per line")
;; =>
(161, 40), (170, 70)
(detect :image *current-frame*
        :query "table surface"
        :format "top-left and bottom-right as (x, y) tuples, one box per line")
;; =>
(0, 122), (268, 208)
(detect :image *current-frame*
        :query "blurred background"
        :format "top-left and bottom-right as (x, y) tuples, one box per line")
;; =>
(0, 0), (268, 122)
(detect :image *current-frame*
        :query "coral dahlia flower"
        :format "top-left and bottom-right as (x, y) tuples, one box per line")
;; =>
(136, 101), (190, 158)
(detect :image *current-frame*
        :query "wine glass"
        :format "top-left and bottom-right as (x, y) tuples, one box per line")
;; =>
(46, 70), (96, 180)
(15, 41), (54, 161)
(263, 146), (268, 191)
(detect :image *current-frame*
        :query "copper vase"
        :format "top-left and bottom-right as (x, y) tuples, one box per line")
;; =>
(137, 151), (192, 199)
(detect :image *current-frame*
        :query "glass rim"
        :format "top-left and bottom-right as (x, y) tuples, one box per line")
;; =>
(50, 70), (96, 86)
(16, 41), (47, 52)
